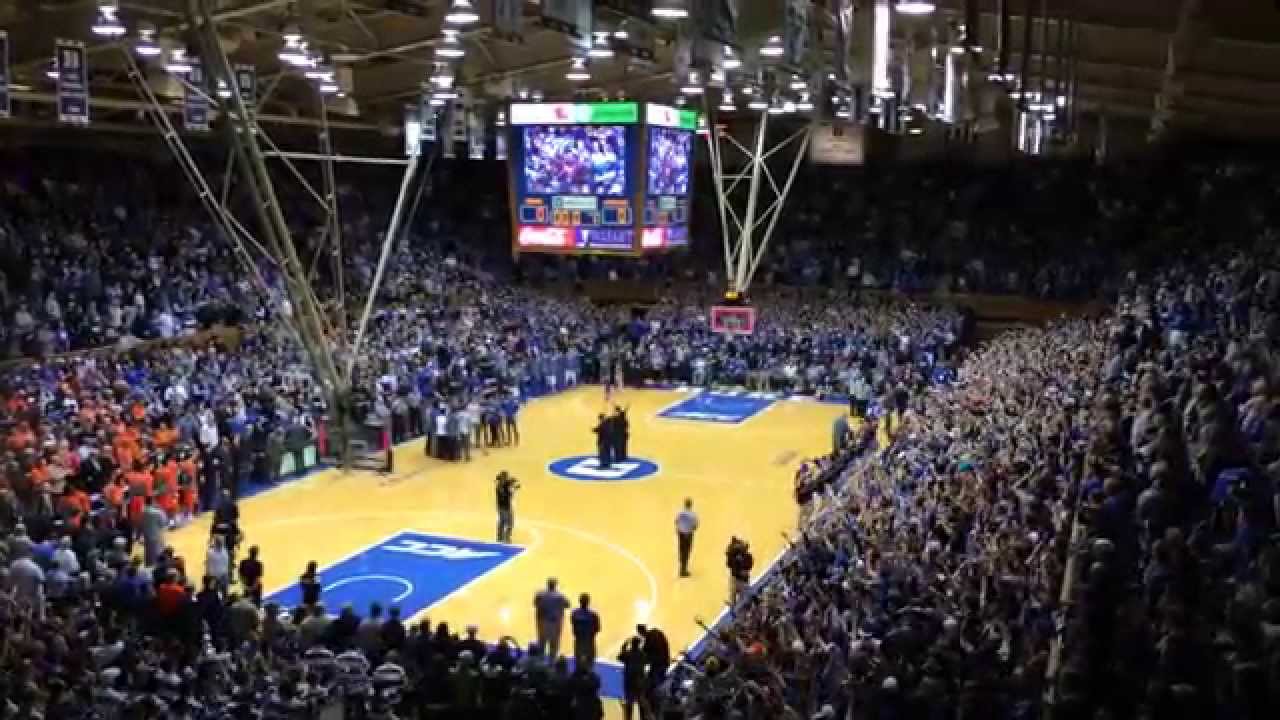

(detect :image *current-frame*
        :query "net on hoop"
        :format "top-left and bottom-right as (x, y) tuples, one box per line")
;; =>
(710, 305), (757, 335)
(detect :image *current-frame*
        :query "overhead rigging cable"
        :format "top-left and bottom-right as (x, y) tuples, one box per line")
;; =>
(119, 48), (275, 301)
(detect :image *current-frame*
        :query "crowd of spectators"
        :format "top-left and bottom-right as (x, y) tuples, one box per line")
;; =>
(3, 143), (1279, 720)
(0, 149), (960, 719)
(670, 207), (1280, 718)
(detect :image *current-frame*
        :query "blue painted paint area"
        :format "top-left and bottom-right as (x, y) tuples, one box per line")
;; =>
(593, 662), (624, 699)
(548, 454), (660, 482)
(657, 391), (777, 424)
(267, 531), (522, 617)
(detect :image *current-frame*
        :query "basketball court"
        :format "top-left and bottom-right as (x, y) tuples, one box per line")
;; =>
(170, 385), (844, 706)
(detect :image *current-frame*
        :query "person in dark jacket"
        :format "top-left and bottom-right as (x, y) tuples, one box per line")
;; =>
(617, 636), (648, 720)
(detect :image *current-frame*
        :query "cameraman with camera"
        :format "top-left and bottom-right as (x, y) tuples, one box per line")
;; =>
(725, 537), (754, 607)
(495, 471), (519, 544)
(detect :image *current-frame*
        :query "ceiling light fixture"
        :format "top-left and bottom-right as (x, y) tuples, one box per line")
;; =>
(760, 35), (784, 58)
(134, 23), (161, 58)
(895, 1), (937, 15)
(723, 46), (741, 70)
(444, 0), (480, 26)
(589, 32), (614, 59)
(92, 3), (127, 38)
(278, 34), (312, 66)
(565, 56), (590, 81)
(437, 30), (465, 59)
(165, 46), (193, 75)
(652, 0), (689, 20)
(430, 63), (453, 86)
(680, 70), (704, 96)
(305, 63), (334, 81)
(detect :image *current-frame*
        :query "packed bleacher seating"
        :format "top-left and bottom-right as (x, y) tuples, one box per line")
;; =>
(2, 146), (1279, 720)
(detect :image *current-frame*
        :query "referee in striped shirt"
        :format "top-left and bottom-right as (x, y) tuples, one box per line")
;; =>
(675, 498), (698, 578)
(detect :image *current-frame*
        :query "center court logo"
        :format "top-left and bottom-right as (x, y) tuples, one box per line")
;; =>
(548, 455), (660, 482)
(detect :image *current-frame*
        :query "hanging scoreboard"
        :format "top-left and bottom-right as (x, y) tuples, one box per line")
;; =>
(507, 101), (697, 255)
(640, 103), (696, 250)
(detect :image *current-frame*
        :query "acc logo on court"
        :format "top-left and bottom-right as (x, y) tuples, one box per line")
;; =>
(548, 455), (659, 482)
(382, 539), (501, 560)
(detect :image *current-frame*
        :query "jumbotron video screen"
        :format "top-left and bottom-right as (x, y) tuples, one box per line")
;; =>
(509, 102), (639, 254)
(641, 104), (697, 250)
(508, 102), (698, 255)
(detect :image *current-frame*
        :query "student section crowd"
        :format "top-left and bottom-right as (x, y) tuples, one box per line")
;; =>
(671, 253), (1280, 714)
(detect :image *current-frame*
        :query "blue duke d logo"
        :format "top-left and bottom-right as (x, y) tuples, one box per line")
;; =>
(548, 455), (660, 482)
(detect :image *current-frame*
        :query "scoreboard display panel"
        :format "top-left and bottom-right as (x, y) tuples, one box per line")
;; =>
(510, 102), (639, 254)
(640, 104), (697, 251)
(507, 101), (698, 255)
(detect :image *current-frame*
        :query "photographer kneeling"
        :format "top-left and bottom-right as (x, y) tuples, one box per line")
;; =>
(725, 537), (754, 608)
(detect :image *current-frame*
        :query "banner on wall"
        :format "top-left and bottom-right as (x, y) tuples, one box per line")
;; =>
(784, 0), (810, 67)
(539, 0), (591, 53)
(809, 123), (865, 165)
(184, 61), (210, 131)
(418, 89), (438, 145)
(404, 104), (420, 157)
(234, 63), (257, 112)
(55, 39), (89, 125)
(495, 127), (507, 160)
(0, 31), (9, 119)
(492, 0), (523, 42)
(467, 109), (486, 159)
(832, 0), (853, 86)
(442, 101), (457, 159)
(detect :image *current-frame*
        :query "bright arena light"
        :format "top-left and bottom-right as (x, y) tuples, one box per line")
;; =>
(444, 0), (480, 27)
(895, 1), (937, 15)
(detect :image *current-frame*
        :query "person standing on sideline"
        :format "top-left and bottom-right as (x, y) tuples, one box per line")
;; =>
(617, 636), (648, 720)
(141, 496), (168, 566)
(612, 405), (630, 462)
(570, 593), (601, 670)
(495, 471), (519, 544)
(832, 411), (851, 455)
(501, 392), (521, 447)
(533, 577), (570, 659)
(593, 413), (613, 469)
(675, 498), (698, 577)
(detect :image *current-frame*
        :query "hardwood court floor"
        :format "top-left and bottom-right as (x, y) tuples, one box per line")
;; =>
(170, 386), (843, 712)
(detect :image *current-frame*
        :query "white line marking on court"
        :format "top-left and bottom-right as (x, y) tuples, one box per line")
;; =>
(325, 574), (414, 604)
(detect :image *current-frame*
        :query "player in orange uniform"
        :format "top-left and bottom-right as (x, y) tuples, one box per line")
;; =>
(177, 448), (200, 518)
(124, 460), (154, 530)
(154, 454), (180, 520)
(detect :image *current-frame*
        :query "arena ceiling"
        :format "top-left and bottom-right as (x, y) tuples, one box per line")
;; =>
(2, 1), (1280, 141)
